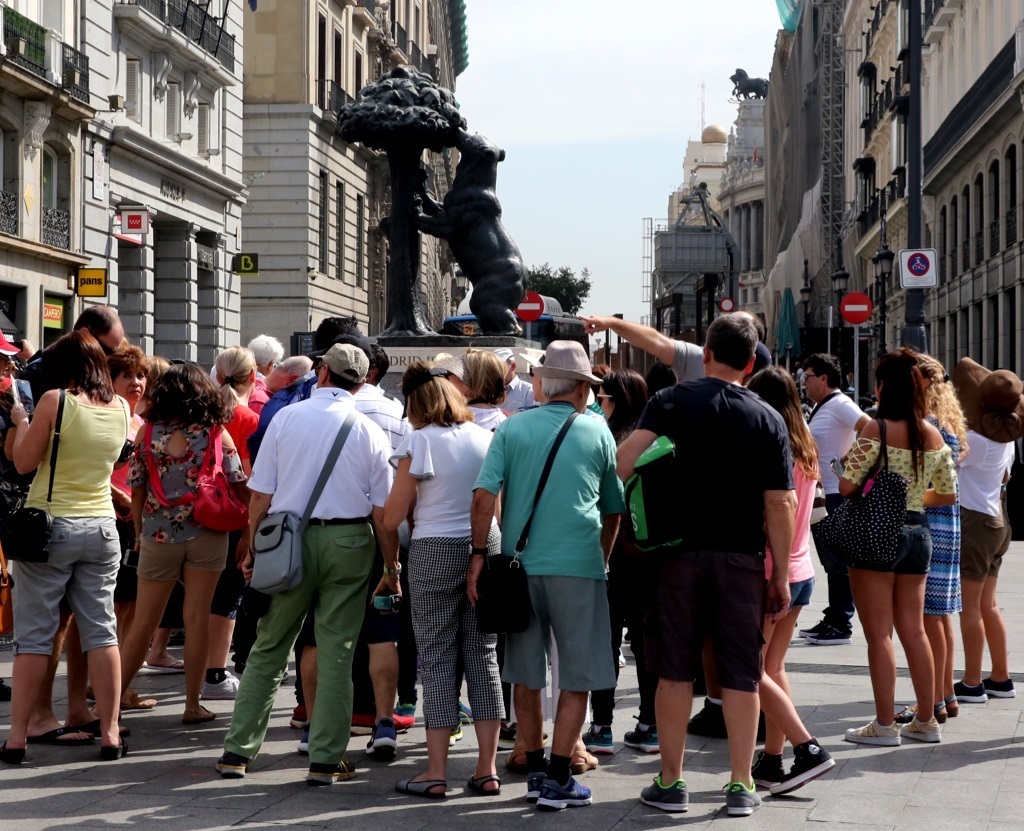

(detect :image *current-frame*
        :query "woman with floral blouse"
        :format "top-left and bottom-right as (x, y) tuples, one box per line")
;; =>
(119, 362), (248, 725)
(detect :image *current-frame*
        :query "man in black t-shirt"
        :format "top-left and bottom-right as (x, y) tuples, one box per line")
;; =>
(617, 313), (796, 816)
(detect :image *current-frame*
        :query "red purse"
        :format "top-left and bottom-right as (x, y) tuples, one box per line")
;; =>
(143, 424), (249, 533)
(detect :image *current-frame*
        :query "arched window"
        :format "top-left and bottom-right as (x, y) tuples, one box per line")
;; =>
(40, 143), (70, 249)
(1006, 145), (1018, 246)
(989, 160), (1000, 253)
(962, 186), (971, 269)
(974, 173), (985, 261)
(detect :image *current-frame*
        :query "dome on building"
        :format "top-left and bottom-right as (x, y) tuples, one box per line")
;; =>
(702, 124), (728, 144)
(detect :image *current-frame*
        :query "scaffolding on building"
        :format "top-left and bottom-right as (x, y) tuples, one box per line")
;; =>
(817, 0), (845, 315)
(641, 217), (653, 326)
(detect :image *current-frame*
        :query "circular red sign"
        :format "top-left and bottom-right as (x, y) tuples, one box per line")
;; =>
(840, 291), (873, 325)
(719, 297), (735, 312)
(515, 290), (546, 322)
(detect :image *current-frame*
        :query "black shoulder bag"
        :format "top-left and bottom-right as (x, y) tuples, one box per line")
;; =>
(0, 391), (66, 563)
(476, 411), (579, 635)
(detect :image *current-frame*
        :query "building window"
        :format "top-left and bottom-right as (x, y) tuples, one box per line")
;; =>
(317, 13), (327, 85)
(165, 82), (181, 140)
(318, 170), (329, 274)
(333, 29), (343, 87)
(125, 58), (141, 122)
(354, 49), (363, 94)
(335, 181), (345, 280)
(42, 146), (57, 210)
(197, 102), (210, 155)
(355, 194), (365, 288)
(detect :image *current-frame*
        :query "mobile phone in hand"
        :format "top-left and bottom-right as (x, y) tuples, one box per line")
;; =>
(830, 457), (844, 477)
(15, 380), (34, 414)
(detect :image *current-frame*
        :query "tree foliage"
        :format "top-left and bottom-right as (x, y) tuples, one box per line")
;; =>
(527, 264), (592, 315)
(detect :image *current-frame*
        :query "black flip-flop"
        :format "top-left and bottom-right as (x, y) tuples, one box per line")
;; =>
(26, 726), (95, 746)
(467, 773), (502, 796)
(69, 719), (131, 739)
(395, 778), (447, 799)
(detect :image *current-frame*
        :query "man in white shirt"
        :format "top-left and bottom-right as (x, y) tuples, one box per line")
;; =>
(802, 353), (869, 646)
(217, 343), (399, 786)
(495, 347), (536, 413)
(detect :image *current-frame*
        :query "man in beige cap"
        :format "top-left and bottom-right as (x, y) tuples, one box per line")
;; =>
(217, 343), (399, 786)
(469, 340), (624, 811)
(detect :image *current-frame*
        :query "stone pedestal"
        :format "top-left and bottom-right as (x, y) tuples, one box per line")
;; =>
(375, 334), (541, 399)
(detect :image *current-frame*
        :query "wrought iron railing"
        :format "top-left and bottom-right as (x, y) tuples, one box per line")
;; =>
(117, 0), (235, 72)
(0, 191), (17, 236)
(925, 0), (947, 30)
(61, 42), (90, 102)
(410, 41), (422, 71)
(1007, 207), (1018, 247)
(991, 219), (1001, 255)
(976, 232), (985, 263)
(317, 79), (352, 113)
(42, 207), (70, 250)
(962, 238), (971, 271)
(392, 20), (408, 55)
(3, 7), (47, 78)
(361, 0), (376, 13)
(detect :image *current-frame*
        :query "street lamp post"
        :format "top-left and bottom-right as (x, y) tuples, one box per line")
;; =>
(872, 198), (896, 356)
(800, 258), (813, 355)
(903, 0), (927, 351)
(831, 237), (850, 371)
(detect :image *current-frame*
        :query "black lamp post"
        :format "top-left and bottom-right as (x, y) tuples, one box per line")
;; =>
(873, 241), (895, 356)
(831, 238), (850, 370)
(800, 258), (813, 356)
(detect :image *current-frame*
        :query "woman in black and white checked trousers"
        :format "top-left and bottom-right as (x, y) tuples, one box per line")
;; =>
(383, 362), (505, 799)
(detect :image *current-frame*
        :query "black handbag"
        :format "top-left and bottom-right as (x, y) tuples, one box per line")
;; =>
(476, 411), (579, 635)
(0, 391), (65, 563)
(812, 419), (909, 566)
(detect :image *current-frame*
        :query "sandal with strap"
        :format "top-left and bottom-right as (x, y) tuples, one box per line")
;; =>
(1, 742), (26, 765)
(504, 750), (529, 774)
(182, 706), (217, 725)
(467, 773), (502, 796)
(100, 738), (128, 761)
(395, 777), (447, 799)
(571, 750), (599, 775)
(944, 695), (959, 718)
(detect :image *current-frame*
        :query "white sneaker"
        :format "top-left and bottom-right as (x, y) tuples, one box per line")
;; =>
(844, 718), (901, 746)
(902, 716), (941, 743)
(201, 671), (240, 701)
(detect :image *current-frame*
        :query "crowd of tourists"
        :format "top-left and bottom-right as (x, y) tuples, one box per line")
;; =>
(0, 306), (1018, 819)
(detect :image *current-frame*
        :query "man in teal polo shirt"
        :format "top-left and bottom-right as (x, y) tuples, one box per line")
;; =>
(468, 340), (624, 812)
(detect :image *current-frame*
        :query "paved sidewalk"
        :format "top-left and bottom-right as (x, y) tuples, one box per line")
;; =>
(1, 545), (1022, 830)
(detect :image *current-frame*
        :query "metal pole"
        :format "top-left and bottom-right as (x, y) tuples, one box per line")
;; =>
(902, 0), (927, 352)
(854, 324), (860, 404)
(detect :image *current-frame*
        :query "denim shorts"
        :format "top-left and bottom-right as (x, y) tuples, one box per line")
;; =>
(12, 517), (120, 654)
(789, 576), (815, 608)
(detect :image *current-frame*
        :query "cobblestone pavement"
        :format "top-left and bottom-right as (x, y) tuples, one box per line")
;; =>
(1, 544), (1022, 830)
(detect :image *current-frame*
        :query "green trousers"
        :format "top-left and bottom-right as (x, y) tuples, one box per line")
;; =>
(223, 522), (375, 766)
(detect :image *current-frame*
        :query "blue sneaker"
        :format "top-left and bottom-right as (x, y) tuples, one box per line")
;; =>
(640, 775), (688, 812)
(394, 701), (416, 718)
(297, 723), (310, 755)
(624, 720), (659, 753)
(366, 717), (398, 761)
(526, 770), (547, 803)
(458, 701), (474, 725)
(583, 722), (614, 755)
(536, 776), (592, 811)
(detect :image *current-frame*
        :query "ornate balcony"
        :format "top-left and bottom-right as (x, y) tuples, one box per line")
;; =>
(975, 232), (985, 263)
(0, 191), (17, 237)
(1007, 207), (1018, 247)
(352, 0), (375, 28)
(114, 0), (236, 79)
(962, 238), (971, 271)
(61, 42), (89, 103)
(42, 207), (70, 250)
(317, 79), (352, 114)
(991, 219), (1000, 255)
(3, 7), (47, 78)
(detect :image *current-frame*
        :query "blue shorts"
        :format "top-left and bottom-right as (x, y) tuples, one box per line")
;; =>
(789, 576), (815, 609)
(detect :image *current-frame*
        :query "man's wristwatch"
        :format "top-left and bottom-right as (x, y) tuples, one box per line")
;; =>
(384, 563), (402, 576)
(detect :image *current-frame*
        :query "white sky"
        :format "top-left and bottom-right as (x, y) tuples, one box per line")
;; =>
(454, 0), (783, 329)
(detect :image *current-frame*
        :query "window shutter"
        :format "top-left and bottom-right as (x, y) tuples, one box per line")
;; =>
(125, 59), (140, 120)
(198, 103), (209, 154)
(166, 83), (180, 139)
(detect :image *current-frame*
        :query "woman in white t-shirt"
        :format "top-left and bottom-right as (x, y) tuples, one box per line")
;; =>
(383, 362), (504, 799)
(463, 349), (508, 432)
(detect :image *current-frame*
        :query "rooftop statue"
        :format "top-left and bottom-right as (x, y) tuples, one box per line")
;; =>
(730, 69), (769, 100)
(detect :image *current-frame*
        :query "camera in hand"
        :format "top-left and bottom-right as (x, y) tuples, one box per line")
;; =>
(372, 593), (401, 612)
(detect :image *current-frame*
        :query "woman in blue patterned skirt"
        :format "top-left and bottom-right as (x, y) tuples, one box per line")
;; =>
(898, 355), (967, 724)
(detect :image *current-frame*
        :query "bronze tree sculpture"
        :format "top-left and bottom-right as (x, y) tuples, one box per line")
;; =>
(338, 66), (465, 335)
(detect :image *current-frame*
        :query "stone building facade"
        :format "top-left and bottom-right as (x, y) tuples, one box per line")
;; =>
(0, 0), (95, 347)
(239, 0), (467, 347)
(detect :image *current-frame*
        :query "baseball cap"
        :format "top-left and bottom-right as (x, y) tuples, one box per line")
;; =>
(320, 343), (369, 383)
(0, 334), (20, 356)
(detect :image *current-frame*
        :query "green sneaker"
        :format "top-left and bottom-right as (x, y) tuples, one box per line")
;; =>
(449, 724), (463, 746)
(640, 775), (688, 812)
(724, 781), (761, 817)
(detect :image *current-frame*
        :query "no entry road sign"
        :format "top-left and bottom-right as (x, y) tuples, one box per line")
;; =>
(516, 291), (545, 322)
(840, 292), (873, 325)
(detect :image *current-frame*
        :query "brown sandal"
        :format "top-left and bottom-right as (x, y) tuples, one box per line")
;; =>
(504, 751), (529, 774)
(570, 750), (598, 775)
(121, 689), (158, 711)
(182, 706), (217, 725)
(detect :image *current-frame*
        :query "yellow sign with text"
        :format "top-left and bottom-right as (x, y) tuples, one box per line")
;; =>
(77, 268), (108, 297)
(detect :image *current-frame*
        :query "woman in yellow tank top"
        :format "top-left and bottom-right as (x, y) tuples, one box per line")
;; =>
(839, 349), (957, 749)
(2, 331), (130, 764)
